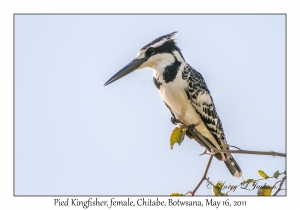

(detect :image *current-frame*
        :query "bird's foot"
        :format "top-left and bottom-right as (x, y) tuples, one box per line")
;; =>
(186, 124), (195, 139)
(170, 117), (195, 140)
(170, 116), (178, 125)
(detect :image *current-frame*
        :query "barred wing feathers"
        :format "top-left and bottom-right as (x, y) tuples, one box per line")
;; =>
(182, 65), (228, 155)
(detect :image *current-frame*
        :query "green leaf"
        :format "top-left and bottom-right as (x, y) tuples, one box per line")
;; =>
(283, 170), (286, 175)
(244, 179), (256, 184)
(212, 182), (226, 196)
(170, 192), (184, 196)
(273, 171), (279, 179)
(170, 126), (186, 149)
(257, 188), (272, 196)
(258, 170), (269, 179)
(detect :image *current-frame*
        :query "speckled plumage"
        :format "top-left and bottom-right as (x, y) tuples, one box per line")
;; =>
(182, 64), (227, 152)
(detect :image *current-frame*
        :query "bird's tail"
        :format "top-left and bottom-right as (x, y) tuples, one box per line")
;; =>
(224, 156), (242, 178)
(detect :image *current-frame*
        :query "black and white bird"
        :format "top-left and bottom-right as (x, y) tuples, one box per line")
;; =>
(104, 32), (242, 178)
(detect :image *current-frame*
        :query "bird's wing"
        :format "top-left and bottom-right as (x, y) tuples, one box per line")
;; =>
(182, 65), (228, 151)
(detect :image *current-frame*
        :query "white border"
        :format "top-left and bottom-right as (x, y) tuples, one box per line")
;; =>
(1, 0), (297, 209)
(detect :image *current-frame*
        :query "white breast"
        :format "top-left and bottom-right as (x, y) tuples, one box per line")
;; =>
(155, 68), (222, 151)
(157, 69), (201, 126)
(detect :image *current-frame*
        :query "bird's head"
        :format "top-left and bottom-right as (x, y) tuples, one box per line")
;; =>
(104, 31), (184, 86)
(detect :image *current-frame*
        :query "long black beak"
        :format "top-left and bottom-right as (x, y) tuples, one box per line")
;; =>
(104, 57), (148, 86)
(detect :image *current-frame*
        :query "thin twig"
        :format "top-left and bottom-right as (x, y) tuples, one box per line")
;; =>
(205, 177), (214, 186)
(211, 149), (286, 157)
(191, 155), (214, 196)
(273, 176), (286, 196)
(228, 145), (242, 150)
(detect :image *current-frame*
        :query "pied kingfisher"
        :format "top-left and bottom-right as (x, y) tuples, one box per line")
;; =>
(104, 32), (242, 178)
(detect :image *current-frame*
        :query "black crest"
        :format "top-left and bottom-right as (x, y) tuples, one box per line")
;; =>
(141, 31), (178, 50)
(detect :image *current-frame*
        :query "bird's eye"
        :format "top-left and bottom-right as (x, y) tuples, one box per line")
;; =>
(146, 47), (155, 56)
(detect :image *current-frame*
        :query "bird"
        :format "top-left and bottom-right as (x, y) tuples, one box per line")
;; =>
(104, 31), (242, 178)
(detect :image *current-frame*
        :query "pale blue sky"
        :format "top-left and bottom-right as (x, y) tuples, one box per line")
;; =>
(15, 14), (285, 195)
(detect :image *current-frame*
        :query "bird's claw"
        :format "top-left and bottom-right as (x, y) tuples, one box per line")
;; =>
(170, 116), (178, 125)
(187, 124), (195, 130)
(186, 124), (195, 139)
(170, 117), (195, 140)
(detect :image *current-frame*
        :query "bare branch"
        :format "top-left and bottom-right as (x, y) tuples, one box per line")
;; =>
(210, 149), (286, 157)
(191, 155), (214, 196)
(228, 145), (242, 150)
(273, 176), (286, 196)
